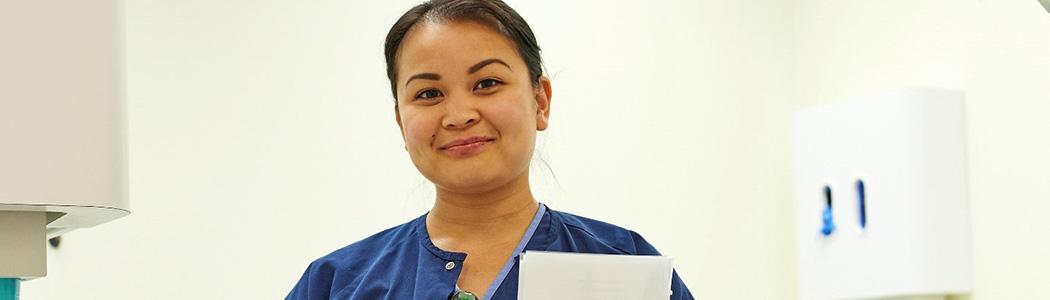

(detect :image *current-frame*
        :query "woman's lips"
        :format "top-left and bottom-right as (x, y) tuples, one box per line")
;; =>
(440, 136), (495, 156)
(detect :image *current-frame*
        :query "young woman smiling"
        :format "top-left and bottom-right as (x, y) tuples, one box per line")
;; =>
(287, 1), (694, 299)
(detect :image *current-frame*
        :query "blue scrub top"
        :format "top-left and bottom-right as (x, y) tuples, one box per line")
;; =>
(286, 204), (695, 299)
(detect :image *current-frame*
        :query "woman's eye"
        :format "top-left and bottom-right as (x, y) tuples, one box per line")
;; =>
(474, 79), (502, 90)
(416, 89), (443, 100)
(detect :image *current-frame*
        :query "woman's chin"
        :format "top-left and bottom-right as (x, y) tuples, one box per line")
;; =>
(417, 156), (531, 195)
(431, 170), (516, 195)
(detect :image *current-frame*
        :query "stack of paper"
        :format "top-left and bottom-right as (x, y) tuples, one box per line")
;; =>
(518, 251), (674, 300)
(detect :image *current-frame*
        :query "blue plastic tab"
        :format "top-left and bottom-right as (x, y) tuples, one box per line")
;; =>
(821, 185), (835, 236)
(821, 206), (836, 236)
(857, 179), (867, 229)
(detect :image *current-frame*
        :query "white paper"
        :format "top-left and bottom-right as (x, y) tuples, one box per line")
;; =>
(517, 251), (674, 300)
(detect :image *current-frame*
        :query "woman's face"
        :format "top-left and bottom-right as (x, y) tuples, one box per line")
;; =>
(394, 20), (551, 194)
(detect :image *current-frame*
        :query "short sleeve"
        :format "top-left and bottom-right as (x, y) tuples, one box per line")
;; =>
(285, 260), (335, 300)
(629, 231), (696, 300)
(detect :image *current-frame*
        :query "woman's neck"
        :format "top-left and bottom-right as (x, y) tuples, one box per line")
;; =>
(426, 173), (539, 249)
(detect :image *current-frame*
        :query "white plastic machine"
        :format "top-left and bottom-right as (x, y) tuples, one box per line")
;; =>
(1, 0), (129, 298)
(793, 88), (972, 300)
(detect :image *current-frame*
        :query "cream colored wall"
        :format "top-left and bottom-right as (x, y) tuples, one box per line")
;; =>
(20, 0), (796, 299)
(19, 0), (1046, 299)
(793, 0), (1050, 299)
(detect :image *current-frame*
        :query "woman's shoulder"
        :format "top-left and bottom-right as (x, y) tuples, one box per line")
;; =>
(295, 215), (423, 279)
(544, 207), (663, 256)
(287, 215), (426, 299)
(310, 215), (425, 268)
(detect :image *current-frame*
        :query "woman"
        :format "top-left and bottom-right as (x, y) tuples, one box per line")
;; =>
(287, 1), (694, 299)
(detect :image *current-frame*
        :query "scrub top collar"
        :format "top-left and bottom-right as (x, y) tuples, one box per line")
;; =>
(415, 203), (549, 299)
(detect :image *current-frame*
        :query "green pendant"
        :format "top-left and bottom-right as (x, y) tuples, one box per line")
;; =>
(453, 291), (477, 300)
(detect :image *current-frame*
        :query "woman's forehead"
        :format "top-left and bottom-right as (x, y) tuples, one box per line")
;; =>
(397, 20), (525, 75)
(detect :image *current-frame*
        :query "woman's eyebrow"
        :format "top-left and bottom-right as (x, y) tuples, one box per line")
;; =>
(405, 73), (440, 87)
(468, 58), (511, 74)
(404, 59), (510, 87)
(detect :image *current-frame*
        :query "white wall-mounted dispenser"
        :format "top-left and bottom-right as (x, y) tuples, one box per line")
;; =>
(1, 0), (130, 296)
(793, 88), (971, 300)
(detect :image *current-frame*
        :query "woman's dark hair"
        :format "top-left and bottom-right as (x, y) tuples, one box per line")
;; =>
(384, 0), (544, 102)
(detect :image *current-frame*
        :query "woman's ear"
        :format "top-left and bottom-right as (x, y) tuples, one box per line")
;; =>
(394, 104), (407, 141)
(534, 76), (552, 131)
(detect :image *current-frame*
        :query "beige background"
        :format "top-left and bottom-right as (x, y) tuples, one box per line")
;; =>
(20, 0), (1049, 299)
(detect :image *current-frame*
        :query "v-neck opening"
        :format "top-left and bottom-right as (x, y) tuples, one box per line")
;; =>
(418, 203), (548, 299)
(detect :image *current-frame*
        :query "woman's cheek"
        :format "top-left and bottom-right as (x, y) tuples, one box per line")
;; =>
(485, 96), (533, 136)
(401, 111), (437, 154)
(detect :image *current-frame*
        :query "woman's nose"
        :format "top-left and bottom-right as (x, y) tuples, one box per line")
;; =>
(441, 98), (480, 129)
(442, 113), (478, 129)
